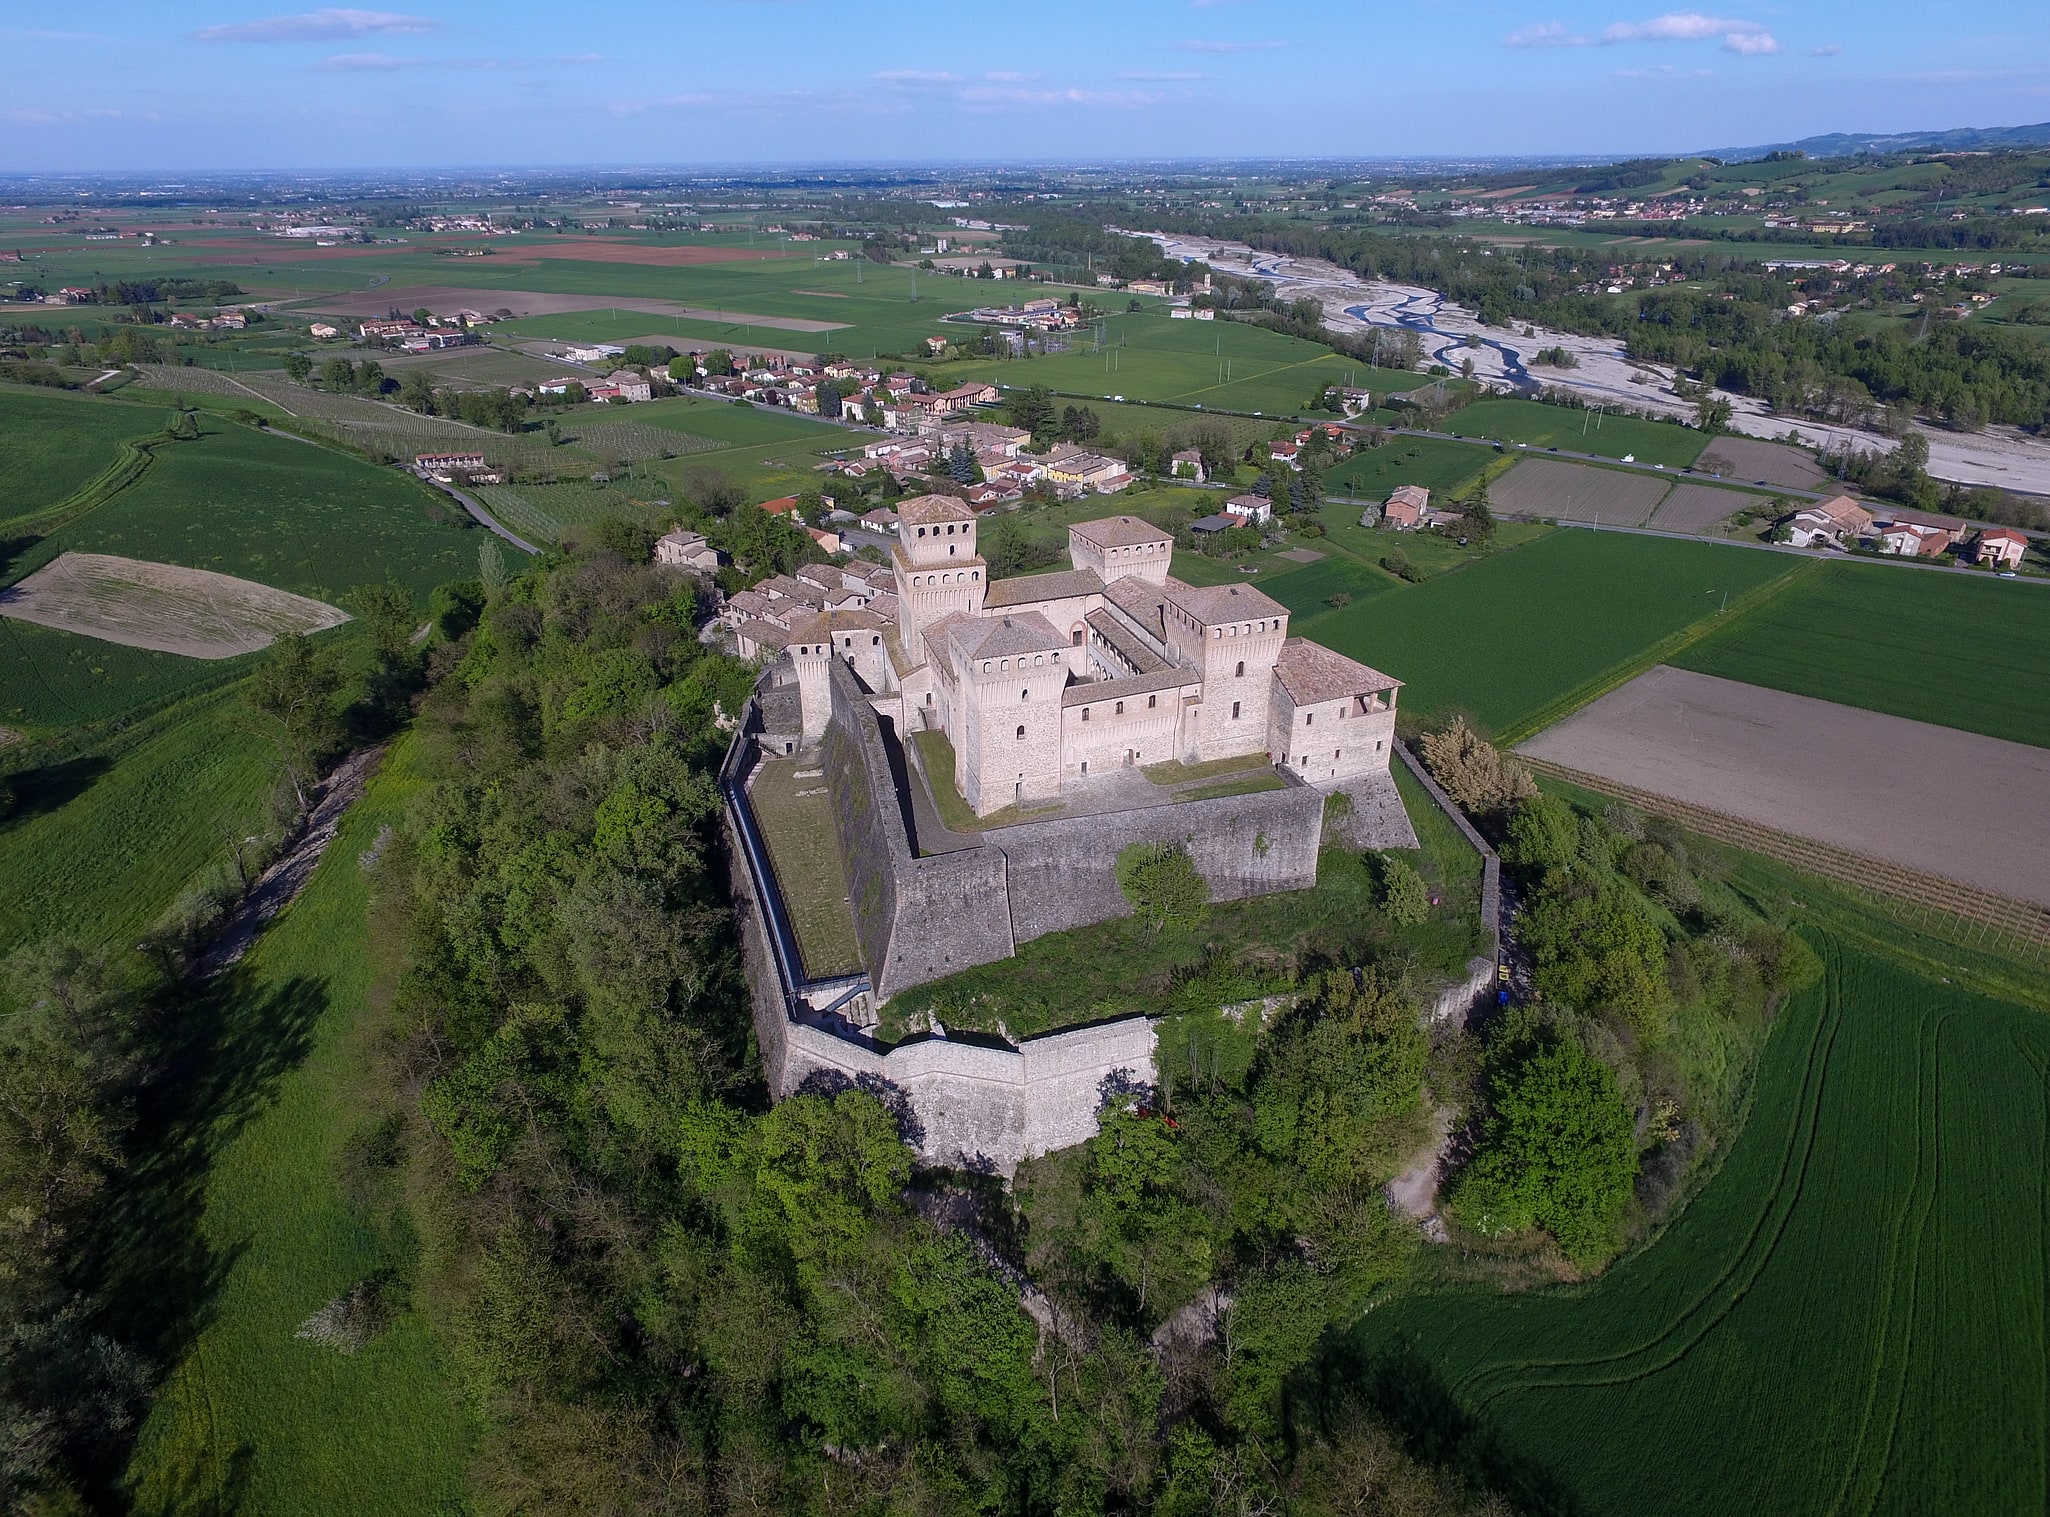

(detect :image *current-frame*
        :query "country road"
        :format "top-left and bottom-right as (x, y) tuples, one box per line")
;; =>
(1135, 230), (2050, 497)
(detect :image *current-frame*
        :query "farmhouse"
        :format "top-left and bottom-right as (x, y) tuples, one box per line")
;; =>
(1223, 493), (1274, 525)
(1170, 449), (1206, 482)
(1783, 494), (1874, 549)
(1976, 527), (2028, 569)
(1382, 485), (1430, 531)
(654, 529), (722, 572)
(1877, 522), (1950, 558)
(414, 452), (489, 482)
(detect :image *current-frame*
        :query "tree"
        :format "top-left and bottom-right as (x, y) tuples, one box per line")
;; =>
(1116, 842), (1208, 932)
(346, 582), (417, 669)
(281, 350), (312, 383)
(1417, 716), (1536, 816)
(1451, 1036), (1637, 1265)
(243, 633), (345, 811)
(319, 356), (355, 391)
(1378, 855), (1430, 925)
(1696, 393), (1734, 434)
(398, 370), (436, 414)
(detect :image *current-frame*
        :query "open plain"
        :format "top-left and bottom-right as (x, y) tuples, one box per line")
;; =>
(1518, 664), (2050, 907)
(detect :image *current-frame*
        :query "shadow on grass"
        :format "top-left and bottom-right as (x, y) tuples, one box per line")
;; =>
(1293, 1334), (1582, 1517)
(74, 970), (330, 1511)
(0, 753), (114, 829)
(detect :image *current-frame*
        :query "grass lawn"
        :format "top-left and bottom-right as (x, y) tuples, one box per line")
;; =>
(1291, 528), (1802, 737)
(1348, 936), (2050, 1517)
(0, 386), (175, 524)
(1446, 397), (1710, 469)
(628, 395), (858, 448)
(1671, 559), (2050, 750)
(885, 767), (1485, 1040)
(1325, 436), (1498, 501)
(748, 755), (863, 980)
(0, 690), (276, 952)
(123, 735), (472, 1515)
(26, 418), (493, 604)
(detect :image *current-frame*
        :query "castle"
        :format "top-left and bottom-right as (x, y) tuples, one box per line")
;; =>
(782, 496), (1402, 807)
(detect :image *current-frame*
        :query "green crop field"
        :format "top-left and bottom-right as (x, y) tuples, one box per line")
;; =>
(1446, 398), (1710, 468)
(26, 418), (501, 603)
(0, 387), (175, 523)
(1672, 560), (2050, 750)
(940, 309), (1430, 417)
(1326, 436), (1497, 500)
(0, 693), (276, 952)
(1292, 528), (1799, 733)
(125, 736), (472, 1515)
(631, 395), (855, 447)
(1349, 938), (2050, 1517)
(0, 619), (253, 731)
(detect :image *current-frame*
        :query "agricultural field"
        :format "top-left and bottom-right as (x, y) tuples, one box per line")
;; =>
(1672, 560), (2050, 749)
(473, 480), (665, 550)
(0, 617), (249, 731)
(1491, 456), (1672, 527)
(1349, 939), (2050, 1517)
(1292, 528), (1800, 735)
(1695, 434), (1829, 490)
(27, 417), (501, 604)
(1521, 666), (2050, 907)
(0, 692), (276, 952)
(1, 552), (349, 658)
(1648, 480), (1767, 533)
(0, 386), (174, 522)
(940, 308), (1429, 417)
(1325, 436), (1496, 501)
(124, 737), (473, 1515)
(1448, 397), (1709, 468)
(629, 395), (854, 448)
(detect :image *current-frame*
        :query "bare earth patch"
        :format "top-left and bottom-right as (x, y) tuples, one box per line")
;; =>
(1648, 481), (1767, 534)
(302, 286), (840, 330)
(0, 552), (349, 659)
(1519, 665), (2050, 908)
(1696, 435), (1828, 491)
(1493, 456), (1671, 527)
(1276, 547), (1327, 564)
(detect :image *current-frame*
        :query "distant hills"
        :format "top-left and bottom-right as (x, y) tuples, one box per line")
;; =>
(1710, 121), (2050, 160)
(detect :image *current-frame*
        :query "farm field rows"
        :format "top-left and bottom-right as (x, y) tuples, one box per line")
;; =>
(1491, 455), (1671, 526)
(1649, 480), (1765, 532)
(1350, 939), (2050, 1517)
(473, 480), (661, 545)
(27, 418), (496, 604)
(1293, 527), (1798, 733)
(1326, 436), (1496, 500)
(1447, 397), (1710, 467)
(1671, 560), (2050, 749)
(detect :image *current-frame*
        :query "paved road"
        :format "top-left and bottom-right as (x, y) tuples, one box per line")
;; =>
(421, 476), (540, 555)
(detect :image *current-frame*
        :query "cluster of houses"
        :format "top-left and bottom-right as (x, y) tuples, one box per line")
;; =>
(1781, 494), (2030, 569)
(1190, 493), (1278, 537)
(1267, 423), (1355, 473)
(413, 452), (503, 485)
(686, 356), (1000, 426)
(166, 310), (247, 332)
(823, 419), (1134, 507)
(353, 316), (482, 354)
(537, 371), (653, 404)
(716, 557), (902, 661)
(948, 297), (1084, 333)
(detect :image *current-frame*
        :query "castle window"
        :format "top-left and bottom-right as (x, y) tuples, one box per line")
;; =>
(1016, 725), (1026, 740)
(1235, 660), (1245, 678)
(872, 635), (880, 646)
(1334, 750), (1340, 761)
(1073, 628), (1083, 646)
(1082, 708), (1090, 721)
(1021, 689), (1029, 702)
(1148, 694), (1156, 709)
(1305, 712), (1314, 726)
(1231, 701), (1241, 719)
(950, 545), (957, 556)
(1115, 701), (1124, 715)
(917, 526), (927, 537)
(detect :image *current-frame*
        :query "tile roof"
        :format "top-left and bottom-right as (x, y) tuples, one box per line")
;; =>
(1070, 514), (1173, 549)
(941, 611), (1071, 663)
(897, 493), (978, 526)
(1272, 637), (1402, 704)
(1103, 576), (1169, 646)
(1163, 576), (1288, 627)
(1084, 608), (1165, 674)
(983, 566), (1105, 609)
(1061, 668), (1196, 706)
(786, 608), (889, 643)
(1387, 485), (1431, 509)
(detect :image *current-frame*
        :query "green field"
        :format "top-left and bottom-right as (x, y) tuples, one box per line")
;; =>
(940, 309), (1429, 417)
(0, 387), (175, 522)
(26, 418), (494, 603)
(124, 736), (472, 1515)
(0, 617), (253, 730)
(1350, 938), (2049, 1517)
(630, 394), (855, 446)
(1672, 560), (2050, 749)
(1293, 528), (1799, 733)
(1446, 398), (1710, 469)
(1326, 436), (1497, 500)
(0, 693), (276, 952)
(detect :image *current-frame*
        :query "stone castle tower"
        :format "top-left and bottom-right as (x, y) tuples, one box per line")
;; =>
(893, 495), (986, 664)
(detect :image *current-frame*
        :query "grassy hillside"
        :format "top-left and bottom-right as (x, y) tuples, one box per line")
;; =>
(1348, 937), (2049, 1517)
(1293, 528), (1798, 733)
(124, 736), (472, 1515)
(1672, 559), (2050, 749)
(28, 418), (491, 603)
(0, 386), (176, 522)
(0, 618), (254, 731)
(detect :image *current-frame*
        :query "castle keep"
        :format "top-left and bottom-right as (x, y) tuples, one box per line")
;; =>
(720, 500), (1417, 1172)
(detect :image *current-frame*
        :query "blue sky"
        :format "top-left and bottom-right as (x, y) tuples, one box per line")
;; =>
(3, 2), (2046, 170)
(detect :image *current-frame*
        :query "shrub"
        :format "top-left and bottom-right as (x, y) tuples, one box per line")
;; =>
(1417, 716), (1536, 817)
(1378, 855), (1430, 926)
(1116, 841), (1208, 932)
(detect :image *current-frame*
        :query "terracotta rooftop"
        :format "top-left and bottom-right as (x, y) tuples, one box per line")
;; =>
(1387, 485), (1431, 509)
(1070, 514), (1172, 549)
(984, 566), (1105, 609)
(1273, 637), (1402, 705)
(939, 610), (1071, 663)
(897, 493), (978, 526)
(1163, 576), (1288, 627)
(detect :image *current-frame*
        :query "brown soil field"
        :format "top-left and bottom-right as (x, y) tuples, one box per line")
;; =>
(1696, 435), (1828, 490)
(1519, 665), (2050, 907)
(1492, 456), (1670, 526)
(0, 553), (349, 659)
(303, 287), (844, 333)
(1647, 481), (1766, 533)
(496, 239), (799, 268)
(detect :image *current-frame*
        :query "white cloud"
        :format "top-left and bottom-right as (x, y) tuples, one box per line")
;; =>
(318, 50), (412, 69)
(1600, 13), (1777, 54)
(1177, 38), (1287, 52)
(1119, 69), (1208, 80)
(1811, 43), (1842, 57)
(1504, 21), (1592, 47)
(192, 9), (436, 43)
(874, 69), (960, 85)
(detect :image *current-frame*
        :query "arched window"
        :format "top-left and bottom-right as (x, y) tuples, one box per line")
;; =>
(1016, 725), (1026, 740)
(1082, 707), (1090, 722)
(1148, 694), (1157, 708)
(1235, 660), (1245, 678)
(1115, 701), (1124, 715)
(917, 526), (927, 538)
(1021, 689), (1029, 702)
